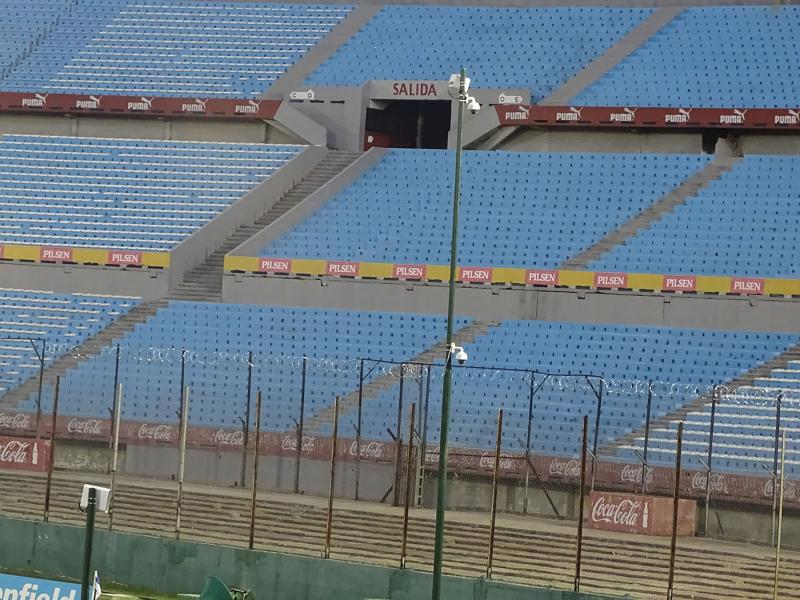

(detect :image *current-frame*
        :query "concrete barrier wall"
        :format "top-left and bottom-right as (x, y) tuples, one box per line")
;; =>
(0, 517), (621, 600)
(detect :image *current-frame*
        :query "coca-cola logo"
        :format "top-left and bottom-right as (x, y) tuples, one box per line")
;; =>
(137, 423), (176, 442)
(691, 471), (728, 494)
(591, 496), (645, 528)
(67, 418), (104, 437)
(281, 434), (316, 453)
(620, 464), (654, 485)
(764, 478), (799, 502)
(478, 454), (517, 471)
(213, 429), (244, 446)
(0, 440), (32, 464)
(0, 413), (32, 430)
(549, 457), (581, 478)
(349, 440), (386, 460)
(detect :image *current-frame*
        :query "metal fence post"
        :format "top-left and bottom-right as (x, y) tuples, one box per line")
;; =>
(486, 408), (503, 579)
(400, 403), (416, 569)
(642, 381), (653, 494)
(574, 415), (589, 592)
(323, 396), (340, 559)
(418, 365), (432, 507)
(108, 383), (123, 531)
(355, 358), (363, 500)
(175, 385), (190, 540)
(393, 364), (406, 506)
(773, 431), (786, 600)
(590, 379), (604, 490)
(249, 390), (262, 550)
(705, 385), (718, 536)
(667, 421), (683, 600)
(107, 344), (121, 474)
(240, 350), (253, 488)
(43, 375), (60, 522)
(295, 356), (307, 494)
(34, 339), (46, 440)
(772, 392), (782, 547)
(523, 372), (535, 514)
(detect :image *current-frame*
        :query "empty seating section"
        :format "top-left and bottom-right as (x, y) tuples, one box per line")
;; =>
(353, 322), (797, 461)
(306, 7), (651, 102)
(259, 150), (710, 268)
(0, 1), (352, 97)
(0, 135), (301, 251)
(0, 1), (74, 78)
(574, 7), (800, 107)
(620, 362), (800, 476)
(589, 156), (800, 278)
(0, 289), (138, 399)
(24, 303), (463, 430)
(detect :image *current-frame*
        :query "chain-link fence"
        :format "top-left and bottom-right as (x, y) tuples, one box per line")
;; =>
(2, 346), (800, 598)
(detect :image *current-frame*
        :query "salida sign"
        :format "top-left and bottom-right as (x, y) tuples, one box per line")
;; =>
(390, 82), (440, 98)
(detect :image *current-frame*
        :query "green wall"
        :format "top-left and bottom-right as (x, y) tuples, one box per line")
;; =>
(0, 517), (625, 600)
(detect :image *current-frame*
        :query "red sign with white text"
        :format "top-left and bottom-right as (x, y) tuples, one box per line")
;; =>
(39, 246), (73, 262)
(107, 250), (142, 266)
(662, 275), (697, 292)
(526, 269), (559, 286)
(730, 277), (765, 295)
(326, 261), (359, 277)
(0, 436), (49, 472)
(587, 491), (696, 536)
(393, 264), (427, 280)
(258, 258), (292, 273)
(459, 267), (493, 283)
(594, 272), (628, 288)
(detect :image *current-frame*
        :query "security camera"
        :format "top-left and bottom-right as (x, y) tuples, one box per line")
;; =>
(466, 96), (481, 115)
(448, 74), (471, 98)
(450, 344), (468, 365)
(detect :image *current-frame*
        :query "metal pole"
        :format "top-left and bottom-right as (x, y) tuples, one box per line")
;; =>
(240, 350), (253, 488)
(355, 358), (363, 501)
(43, 375), (60, 522)
(705, 385), (718, 536)
(523, 372), (534, 514)
(249, 390), (262, 550)
(486, 408), (503, 579)
(590, 379), (604, 491)
(323, 396), (340, 559)
(80, 487), (97, 600)
(574, 415), (589, 592)
(418, 365), (432, 507)
(34, 339), (46, 440)
(642, 381), (653, 494)
(394, 364), (406, 506)
(401, 403), (416, 568)
(773, 431), (786, 600)
(295, 356), (307, 495)
(666, 421), (683, 600)
(108, 383), (123, 531)
(107, 344), (121, 474)
(432, 65), (466, 600)
(175, 385), (190, 540)
(772, 393), (782, 547)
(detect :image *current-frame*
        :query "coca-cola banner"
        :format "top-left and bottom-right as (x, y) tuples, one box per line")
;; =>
(0, 92), (280, 120)
(495, 104), (800, 130)
(587, 491), (695, 536)
(0, 435), (49, 472)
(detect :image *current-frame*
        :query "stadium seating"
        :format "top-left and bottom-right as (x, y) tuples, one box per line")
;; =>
(0, 0), (74, 79)
(258, 149), (710, 268)
(573, 7), (800, 107)
(589, 155), (800, 278)
(0, 1), (352, 97)
(0, 288), (139, 400)
(306, 6), (652, 102)
(24, 302), (465, 430)
(0, 135), (301, 251)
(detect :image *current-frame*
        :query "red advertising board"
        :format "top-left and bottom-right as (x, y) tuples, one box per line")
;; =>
(392, 264), (427, 280)
(594, 272), (628, 289)
(459, 266), (493, 283)
(662, 275), (697, 292)
(525, 269), (559, 286)
(0, 435), (49, 472)
(730, 277), (765, 295)
(39, 246), (73, 262)
(106, 250), (142, 266)
(326, 261), (359, 277)
(587, 491), (696, 536)
(495, 105), (800, 130)
(258, 258), (292, 273)
(0, 92), (281, 120)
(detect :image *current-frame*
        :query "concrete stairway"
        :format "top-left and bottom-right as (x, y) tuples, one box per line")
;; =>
(605, 342), (800, 454)
(168, 151), (362, 302)
(561, 156), (740, 271)
(2, 469), (799, 600)
(304, 320), (502, 434)
(0, 299), (167, 409)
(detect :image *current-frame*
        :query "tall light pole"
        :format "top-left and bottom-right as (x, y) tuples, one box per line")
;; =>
(431, 67), (480, 600)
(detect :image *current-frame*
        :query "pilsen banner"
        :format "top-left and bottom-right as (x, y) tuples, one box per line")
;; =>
(0, 92), (281, 120)
(496, 105), (800, 130)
